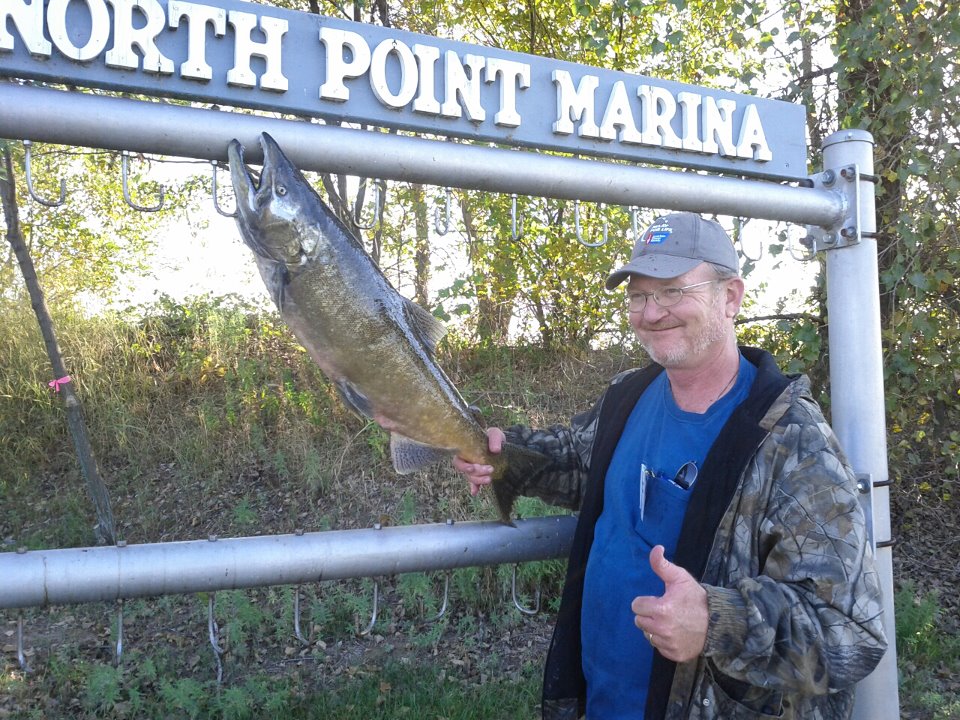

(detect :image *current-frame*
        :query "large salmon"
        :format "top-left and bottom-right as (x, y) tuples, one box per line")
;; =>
(227, 133), (548, 524)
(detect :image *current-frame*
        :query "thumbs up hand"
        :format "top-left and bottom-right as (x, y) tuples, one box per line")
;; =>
(631, 545), (709, 663)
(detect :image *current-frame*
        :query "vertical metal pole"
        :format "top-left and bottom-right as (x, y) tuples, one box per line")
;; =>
(822, 129), (898, 720)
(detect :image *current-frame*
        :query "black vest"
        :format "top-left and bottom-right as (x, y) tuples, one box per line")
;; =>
(541, 347), (791, 719)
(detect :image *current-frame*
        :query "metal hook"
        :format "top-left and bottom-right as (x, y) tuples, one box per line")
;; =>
(788, 230), (817, 262)
(510, 193), (521, 241)
(293, 584), (311, 645)
(434, 187), (452, 235)
(208, 594), (224, 684)
(359, 579), (380, 636)
(353, 178), (382, 231)
(115, 599), (124, 666)
(428, 572), (451, 622)
(735, 217), (763, 262)
(121, 150), (165, 212)
(23, 140), (66, 208)
(17, 610), (31, 673)
(573, 200), (609, 248)
(630, 206), (640, 243)
(511, 564), (541, 616)
(210, 160), (237, 218)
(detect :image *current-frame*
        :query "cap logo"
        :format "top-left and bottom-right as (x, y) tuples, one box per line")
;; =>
(644, 220), (673, 245)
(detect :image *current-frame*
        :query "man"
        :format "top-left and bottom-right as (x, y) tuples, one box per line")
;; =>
(454, 212), (887, 719)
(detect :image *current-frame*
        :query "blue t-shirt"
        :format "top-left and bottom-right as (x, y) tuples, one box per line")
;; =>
(581, 355), (756, 719)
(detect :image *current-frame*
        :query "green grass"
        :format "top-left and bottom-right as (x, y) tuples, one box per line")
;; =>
(3, 655), (542, 720)
(2, 580), (550, 720)
(308, 660), (542, 719)
(895, 581), (960, 719)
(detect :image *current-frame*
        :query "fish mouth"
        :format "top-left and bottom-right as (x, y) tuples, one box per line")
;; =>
(227, 133), (290, 220)
(227, 134), (289, 263)
(227, 137), (261, 220)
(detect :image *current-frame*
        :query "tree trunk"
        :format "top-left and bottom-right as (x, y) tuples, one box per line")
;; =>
(0, 144), (116, 545)
(460, 197), (515, 343)
(411, 183), (430, 308)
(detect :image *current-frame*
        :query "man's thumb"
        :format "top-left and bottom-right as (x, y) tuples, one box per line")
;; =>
(650, 545), (684, 585)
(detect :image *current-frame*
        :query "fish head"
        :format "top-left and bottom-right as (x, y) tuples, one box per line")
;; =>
(227, 133), (318, 268)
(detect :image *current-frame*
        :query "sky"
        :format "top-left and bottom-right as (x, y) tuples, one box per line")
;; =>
(121, 207), (268, 308)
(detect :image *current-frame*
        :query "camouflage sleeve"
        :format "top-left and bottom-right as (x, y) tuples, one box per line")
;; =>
(701, 396), (887, 694)
(501, 396), (602, 511)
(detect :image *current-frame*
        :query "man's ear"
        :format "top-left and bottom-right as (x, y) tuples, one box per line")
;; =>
(725, 277), (746, 318)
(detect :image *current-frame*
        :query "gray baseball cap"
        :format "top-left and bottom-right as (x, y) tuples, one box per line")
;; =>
(605, 212), (740, 289)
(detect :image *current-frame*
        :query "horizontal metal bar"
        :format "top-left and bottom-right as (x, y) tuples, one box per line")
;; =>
(0, 516), (576, 609)
(0, 84), (842, 227)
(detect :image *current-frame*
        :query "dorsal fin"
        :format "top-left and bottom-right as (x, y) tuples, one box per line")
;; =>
(403, 298), (447, 354)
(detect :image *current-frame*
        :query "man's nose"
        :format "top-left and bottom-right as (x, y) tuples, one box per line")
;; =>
(637, 296), (669, 322)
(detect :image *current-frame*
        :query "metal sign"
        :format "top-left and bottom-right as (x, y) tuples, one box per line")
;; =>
(0, 0), (807, 178)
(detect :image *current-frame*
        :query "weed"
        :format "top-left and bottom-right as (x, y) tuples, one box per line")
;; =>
(215, 590), (272, 662)
(896, 581), (960, 666)
(397, 489), (419, 525)
(230, 498), (258, 529)
(158, 677), (207, 718)
(82, 664), (124, 714)
(895, 581), (960, 717)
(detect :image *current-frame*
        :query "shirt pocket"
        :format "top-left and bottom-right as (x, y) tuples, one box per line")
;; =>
(634, 471), (691, 550)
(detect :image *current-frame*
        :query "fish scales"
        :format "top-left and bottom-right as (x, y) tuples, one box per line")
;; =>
(283, 240), (478, 455)
(227, 133), (549, 523)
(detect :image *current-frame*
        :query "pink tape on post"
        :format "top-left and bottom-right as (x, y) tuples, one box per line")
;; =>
(48, 375), (71, 392)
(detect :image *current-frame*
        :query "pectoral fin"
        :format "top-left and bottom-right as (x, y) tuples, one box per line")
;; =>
(335, 379), (375, 419)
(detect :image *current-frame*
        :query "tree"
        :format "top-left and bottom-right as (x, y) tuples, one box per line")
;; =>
(833, 0), (960, 485)
(0, 142), (116, 545)
(0, 140), (201, 304)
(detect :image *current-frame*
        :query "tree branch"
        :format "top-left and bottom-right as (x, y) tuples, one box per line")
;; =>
(736, 312), (824, 326)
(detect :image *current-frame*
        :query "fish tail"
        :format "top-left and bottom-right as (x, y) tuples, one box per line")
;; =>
(491, 443), (551, 526)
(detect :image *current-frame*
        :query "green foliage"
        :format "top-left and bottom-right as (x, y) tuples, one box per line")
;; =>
(215, 590), (273, 661)
(0, 293), (354, 546)
(833, 0), (960, 494)
(895, 582), (960, 667)
(158, 677), (206, 718)
(895, 582), (960, 718)
(1, 144), (198, 304)
(306, 659), (541, 718)
(35, 651), (542, 720)
(82, 664), (124, 715)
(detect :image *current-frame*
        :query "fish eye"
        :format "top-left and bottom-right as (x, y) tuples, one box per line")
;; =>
(276, 184), (287, 196)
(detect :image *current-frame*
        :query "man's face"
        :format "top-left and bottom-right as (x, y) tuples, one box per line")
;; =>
(626, 264), (741, 370)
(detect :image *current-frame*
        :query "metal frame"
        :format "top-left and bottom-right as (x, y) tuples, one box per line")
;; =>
(0, 85), (843, 227)
(821, 130), (898, 717)
(0, 517), (575, 609)
(0, 86), (894, 720)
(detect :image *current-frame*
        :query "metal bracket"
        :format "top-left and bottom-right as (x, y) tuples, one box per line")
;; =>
(856, 473), (874, 547)
(803, 164), (862, 253)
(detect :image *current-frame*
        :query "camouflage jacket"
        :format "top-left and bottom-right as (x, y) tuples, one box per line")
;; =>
(507, 347), (887, 720)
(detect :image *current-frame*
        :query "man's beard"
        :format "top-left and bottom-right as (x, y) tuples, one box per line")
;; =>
(640, 293), (727, 368)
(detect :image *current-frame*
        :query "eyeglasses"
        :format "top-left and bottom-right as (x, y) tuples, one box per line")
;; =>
(626, 279), (719, 313)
